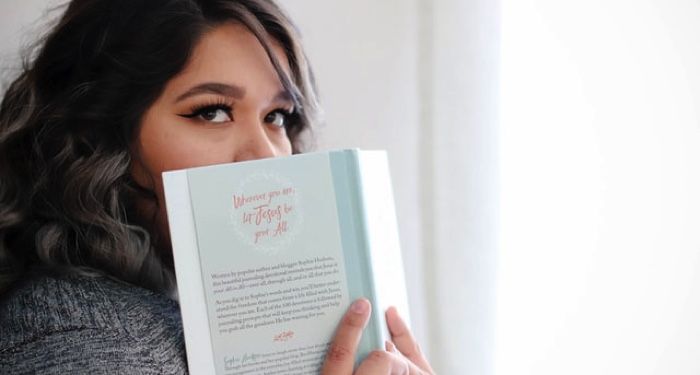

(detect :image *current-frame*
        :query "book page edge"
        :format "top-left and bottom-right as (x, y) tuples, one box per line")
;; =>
(163, 170), (217, 375)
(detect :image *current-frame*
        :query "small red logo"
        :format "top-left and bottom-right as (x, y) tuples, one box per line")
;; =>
(273, 330), (295, 342)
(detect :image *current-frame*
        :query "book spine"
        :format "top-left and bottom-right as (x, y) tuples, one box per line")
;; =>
(347, 150), (386, 352)
(330, 150), (386, 362)
(355, 151), (411, 339)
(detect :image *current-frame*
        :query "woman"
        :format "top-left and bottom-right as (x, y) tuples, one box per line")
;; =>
(0, 0), (434, 374)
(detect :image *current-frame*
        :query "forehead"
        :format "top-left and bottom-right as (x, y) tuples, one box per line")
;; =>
(162, 22), (291, 100)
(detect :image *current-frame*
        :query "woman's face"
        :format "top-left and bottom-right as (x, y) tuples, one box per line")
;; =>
(132, 23), (294, 251)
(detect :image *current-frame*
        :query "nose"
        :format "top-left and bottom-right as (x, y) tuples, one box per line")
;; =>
(235, 122), (280, 162)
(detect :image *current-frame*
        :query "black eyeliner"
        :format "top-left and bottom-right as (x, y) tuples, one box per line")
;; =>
(178, 102), (233, 119)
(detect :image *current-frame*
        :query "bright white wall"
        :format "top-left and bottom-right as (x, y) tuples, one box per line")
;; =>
(497, 1), (700, 374)
(423, 0), (499, 373)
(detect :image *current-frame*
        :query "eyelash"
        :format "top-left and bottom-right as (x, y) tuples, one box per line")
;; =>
(180, 100), (233, 121)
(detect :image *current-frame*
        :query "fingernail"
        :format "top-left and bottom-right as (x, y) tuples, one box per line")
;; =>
(351, 299), (368, 314)
(388, 306), (404, 323)
(385, 340), (396, 352)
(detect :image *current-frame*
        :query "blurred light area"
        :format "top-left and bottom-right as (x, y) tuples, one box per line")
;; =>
(497, 0), (700, 374)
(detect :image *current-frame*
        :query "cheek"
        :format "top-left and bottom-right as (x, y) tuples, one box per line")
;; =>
(137, 122), (233, 183)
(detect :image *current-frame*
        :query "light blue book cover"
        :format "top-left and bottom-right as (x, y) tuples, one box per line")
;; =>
(163, 149), (409, 375)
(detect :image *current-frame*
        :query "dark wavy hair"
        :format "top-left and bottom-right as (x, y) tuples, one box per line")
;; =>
(0, 0), (319, 295)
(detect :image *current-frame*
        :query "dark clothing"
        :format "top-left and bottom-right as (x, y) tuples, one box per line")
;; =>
(0, 271), (188, 374)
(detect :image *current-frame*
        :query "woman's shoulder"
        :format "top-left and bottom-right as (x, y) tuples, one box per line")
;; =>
(0, 270), (188, 374)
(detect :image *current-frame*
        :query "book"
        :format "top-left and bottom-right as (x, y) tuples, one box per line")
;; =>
(162, 149), (411, 375)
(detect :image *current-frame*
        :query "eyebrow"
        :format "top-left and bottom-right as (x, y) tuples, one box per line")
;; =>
(272, 90), (294, 103)
(175, 83), (245, 102)
(175, 82), (294, 104)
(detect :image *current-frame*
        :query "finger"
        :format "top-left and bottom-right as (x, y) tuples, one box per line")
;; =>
(321, 298), (371, 375)
(354, 350), (410, 375)
(385, 307), (434, 373)
(386, 341), (430, 375)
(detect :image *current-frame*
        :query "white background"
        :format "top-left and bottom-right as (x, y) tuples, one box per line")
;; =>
(497, 0), (700, 374)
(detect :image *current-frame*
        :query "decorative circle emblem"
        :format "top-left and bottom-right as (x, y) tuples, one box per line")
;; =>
(228, 172), (302, 255)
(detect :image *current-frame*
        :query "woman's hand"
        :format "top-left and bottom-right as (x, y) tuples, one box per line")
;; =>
(321, 299), (435, 375)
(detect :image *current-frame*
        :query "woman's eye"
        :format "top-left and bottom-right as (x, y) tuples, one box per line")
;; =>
(180, 105), (233, 123)
(198, 107), (232, 123)
(264, 110), (289, 128)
